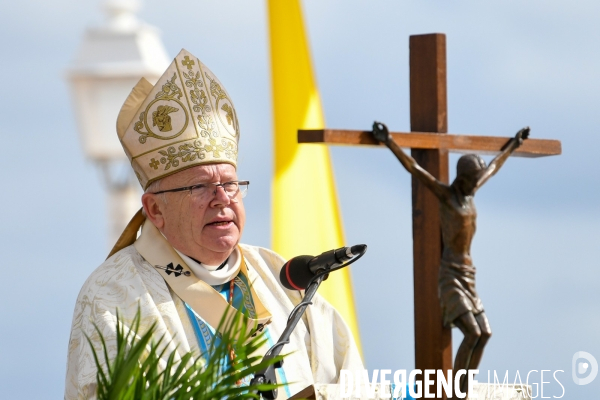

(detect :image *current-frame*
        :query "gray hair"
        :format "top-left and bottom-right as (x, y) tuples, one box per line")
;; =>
(145, 179), (162, 195)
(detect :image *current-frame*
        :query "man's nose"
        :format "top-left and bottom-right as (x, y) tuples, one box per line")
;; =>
(210, 185), (231, 206)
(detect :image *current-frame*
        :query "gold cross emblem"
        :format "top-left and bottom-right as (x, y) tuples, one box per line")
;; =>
(182, 56), (195, 70)
(149, 158), (160, 169)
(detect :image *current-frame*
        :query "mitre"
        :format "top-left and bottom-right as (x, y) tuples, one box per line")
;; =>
(117, 49), (240, 190)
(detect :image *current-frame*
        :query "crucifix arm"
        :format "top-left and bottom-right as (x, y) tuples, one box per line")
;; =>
(372, 122), (449, 200)
(476, 127), (530, 189)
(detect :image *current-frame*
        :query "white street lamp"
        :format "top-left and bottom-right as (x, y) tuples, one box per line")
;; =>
(67, 0), (169, 247)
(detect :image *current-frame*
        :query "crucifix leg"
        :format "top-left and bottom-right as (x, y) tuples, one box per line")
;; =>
(453, 312), (492, 396)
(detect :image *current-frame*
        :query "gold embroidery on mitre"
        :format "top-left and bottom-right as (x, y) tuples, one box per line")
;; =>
(180, 65), (217, 139)
(134, 74), (189, 143)
(205, 72), (239, 138)
(153, 105), (179, 131)
(156, 138), (237, 171)
(118, 49), (240, 190)
(181, 55), (195, 70)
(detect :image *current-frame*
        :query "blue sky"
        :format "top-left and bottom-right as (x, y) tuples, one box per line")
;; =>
(1, 0), (599, 398)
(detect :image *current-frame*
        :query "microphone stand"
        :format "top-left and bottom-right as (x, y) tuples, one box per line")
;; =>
(250, 272), (327, 399)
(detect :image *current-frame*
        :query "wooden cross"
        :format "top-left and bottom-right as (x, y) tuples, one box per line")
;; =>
(298, 33), (561, 396)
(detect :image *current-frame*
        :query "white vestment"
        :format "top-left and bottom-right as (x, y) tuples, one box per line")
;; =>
(65, 223), (363, 399)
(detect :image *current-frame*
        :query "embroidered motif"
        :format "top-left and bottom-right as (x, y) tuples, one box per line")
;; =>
(206, 72), (228, 102)
(181, 55), (195, 70)
(155, 74), (184, 101)
(152, 105), (179, 132)
(234, 276), (257, 319)
(149, 158), (160, 170)
(221, 103), (234, 126)
(182, 70), (211, 115)
(134, 74), (189, 144)
(205, 72), (239, 137)
(182, 66), (220, 141)
(197, 318), (214, 349)
(157, 138), (237, 171)
(197, 114), (216, 138)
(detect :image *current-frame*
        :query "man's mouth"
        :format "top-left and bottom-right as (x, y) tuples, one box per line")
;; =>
(207, 220), (232, 226)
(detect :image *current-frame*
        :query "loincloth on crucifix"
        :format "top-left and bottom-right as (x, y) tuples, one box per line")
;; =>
(438, 259), (484, 327)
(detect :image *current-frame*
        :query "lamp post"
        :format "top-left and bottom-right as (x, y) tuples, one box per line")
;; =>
(67, 0), (169, 248)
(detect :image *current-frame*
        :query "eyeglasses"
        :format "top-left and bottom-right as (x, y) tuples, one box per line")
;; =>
(152, 180), (249, 201)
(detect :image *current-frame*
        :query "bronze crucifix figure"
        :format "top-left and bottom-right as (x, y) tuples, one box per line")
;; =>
(298, 33), (561, 399)
(373, 121), (529, 395)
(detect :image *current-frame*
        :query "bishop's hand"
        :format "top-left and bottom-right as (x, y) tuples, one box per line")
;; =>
(372, 121), (392, 144)
(515, 126), (530, 146)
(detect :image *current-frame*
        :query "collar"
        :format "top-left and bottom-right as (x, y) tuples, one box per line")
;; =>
(174, 248), (241, 286)
(134, 219), (272, 337)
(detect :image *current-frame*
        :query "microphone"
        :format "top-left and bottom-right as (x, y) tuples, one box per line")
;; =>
(254, 245), (366, 398)
(280, 245), (367, 290)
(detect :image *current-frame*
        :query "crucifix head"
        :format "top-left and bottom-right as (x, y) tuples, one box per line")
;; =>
(452, 154), (486, 195)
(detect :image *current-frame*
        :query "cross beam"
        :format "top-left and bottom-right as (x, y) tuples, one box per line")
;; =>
(297, 33), (560, 399)
(298, 129), (561, 157)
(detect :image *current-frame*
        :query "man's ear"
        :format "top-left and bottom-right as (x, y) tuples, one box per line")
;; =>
(142, 193), (165, 229)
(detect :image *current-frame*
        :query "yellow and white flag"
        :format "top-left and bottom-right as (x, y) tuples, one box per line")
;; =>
(268, 0), (362, 353)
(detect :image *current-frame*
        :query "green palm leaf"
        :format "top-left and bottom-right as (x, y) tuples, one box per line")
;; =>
(86, 307), (285, 400)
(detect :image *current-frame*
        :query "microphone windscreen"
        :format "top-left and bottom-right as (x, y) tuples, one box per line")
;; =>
(350, 244), (367, 256)
(279, 255), (315, 290)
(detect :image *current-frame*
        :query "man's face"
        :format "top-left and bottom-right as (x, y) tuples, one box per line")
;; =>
(145, 163), (245, 265)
